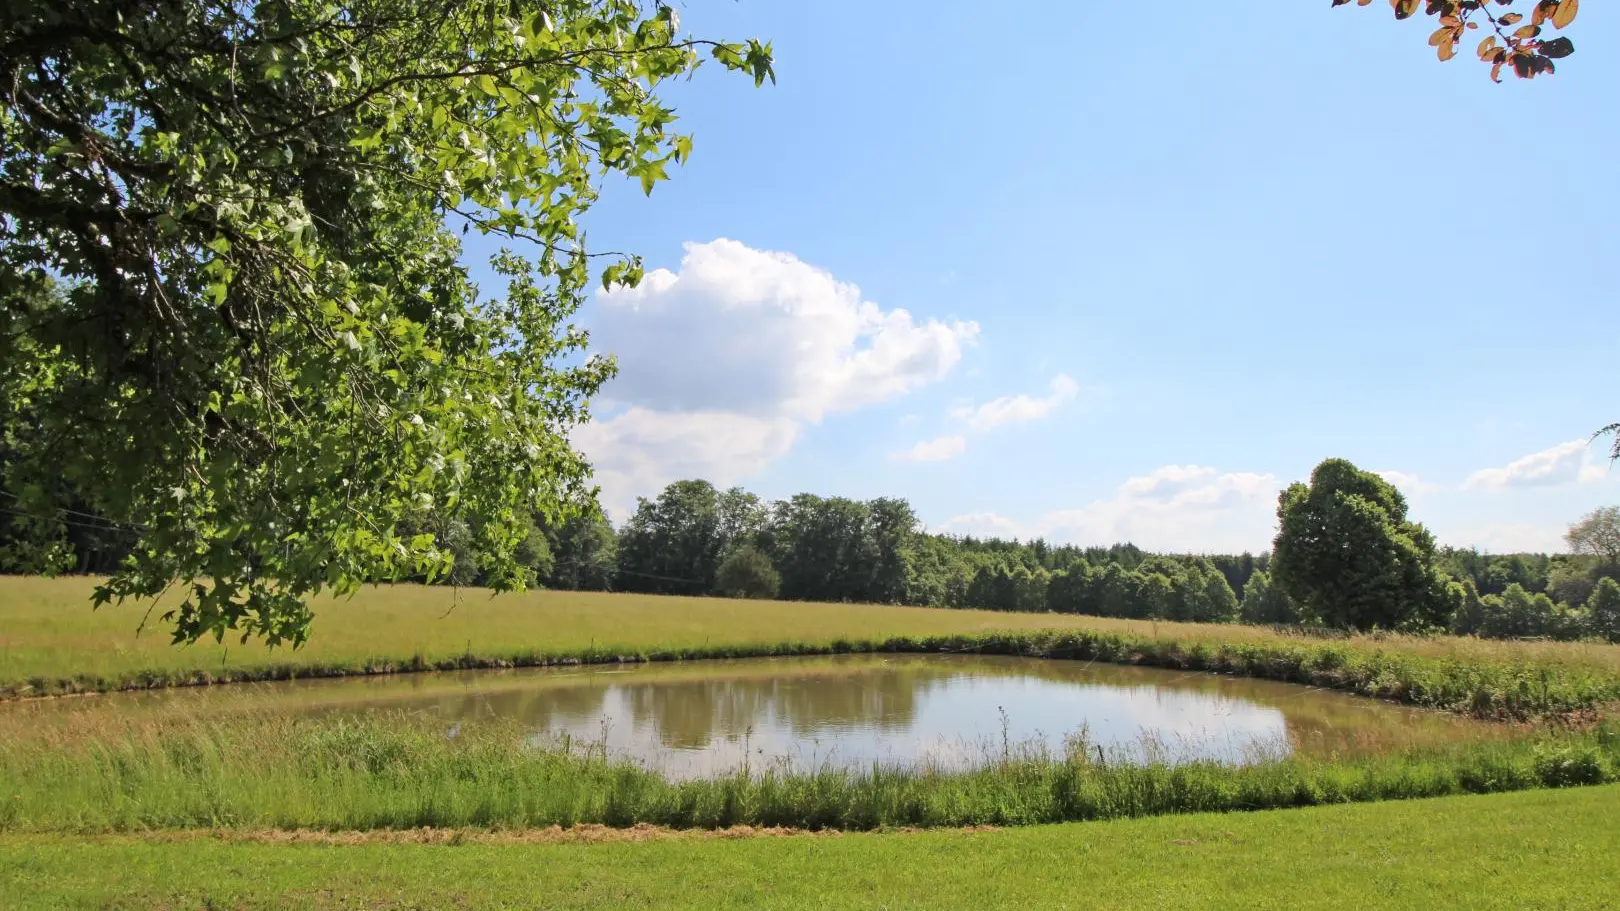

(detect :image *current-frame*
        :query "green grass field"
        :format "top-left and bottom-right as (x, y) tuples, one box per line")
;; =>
(4, 785), (1617, 909)
(0, 576), (1147, 690)
(6, 576), (1620, 907)
(7, 576), (1620, 708)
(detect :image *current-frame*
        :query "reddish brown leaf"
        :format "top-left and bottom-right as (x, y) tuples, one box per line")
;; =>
(1553, 0), (1578, 29)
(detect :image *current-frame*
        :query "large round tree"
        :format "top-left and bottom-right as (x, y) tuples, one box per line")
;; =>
(1271, 459), (1454, 631)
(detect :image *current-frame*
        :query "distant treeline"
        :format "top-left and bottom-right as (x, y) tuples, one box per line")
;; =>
(608, 481), (1257, 624)
(589, 480), (1619, 642)
(4, 478), (1618, 643)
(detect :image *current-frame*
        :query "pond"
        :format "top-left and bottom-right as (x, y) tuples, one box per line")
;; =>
(7, 655), (1487, 779)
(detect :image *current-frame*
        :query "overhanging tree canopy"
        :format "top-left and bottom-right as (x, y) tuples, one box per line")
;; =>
(0, 0), (771, 645)
(1340, 0), (1579, 79)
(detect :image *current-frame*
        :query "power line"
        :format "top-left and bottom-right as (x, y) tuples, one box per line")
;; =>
(612, 566), (707, 586)
(0, 504), (141, 535)
(0, 492), (711, 588)
(0, 489), (147, 531)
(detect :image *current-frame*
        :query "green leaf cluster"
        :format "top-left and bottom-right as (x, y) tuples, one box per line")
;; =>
(0, 0), (772, 645)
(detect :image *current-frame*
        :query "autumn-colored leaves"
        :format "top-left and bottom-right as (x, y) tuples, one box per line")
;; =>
(1334, 0), (1578, 79)
(1474, 0), (1578, 80)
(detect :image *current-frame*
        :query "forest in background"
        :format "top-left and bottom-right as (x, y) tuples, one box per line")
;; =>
(8, 473), (1618, 644)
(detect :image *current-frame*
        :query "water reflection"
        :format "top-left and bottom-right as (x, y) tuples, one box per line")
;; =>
(619, 673), (923, 749)
(5, 655), (1487, 780)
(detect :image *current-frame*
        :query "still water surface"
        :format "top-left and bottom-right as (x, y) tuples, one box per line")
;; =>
(12, 655), (1486, 779)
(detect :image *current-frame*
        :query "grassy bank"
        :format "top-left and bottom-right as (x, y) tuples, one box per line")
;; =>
(2, 712), (1615, 833)
(4, 785), (1618, 909)
(0, 576), (1153, 695)
(6, 578), (1620, 721)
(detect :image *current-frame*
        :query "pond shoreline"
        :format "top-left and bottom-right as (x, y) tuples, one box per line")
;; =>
(10, 629), (1620, 724)
(3, 704), (1616, 834)
(15, 653), (1490, 779)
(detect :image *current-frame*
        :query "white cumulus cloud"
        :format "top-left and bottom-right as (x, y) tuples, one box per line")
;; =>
(1463, 440), (1601, 491)
(950, 374), (1082, 432)
(571, 408), (799, 514)
(890, 435), (967, 463)
(575, 239), (976, 514)
(591, 239), (977, 421)
(940, 465), (1283, 552)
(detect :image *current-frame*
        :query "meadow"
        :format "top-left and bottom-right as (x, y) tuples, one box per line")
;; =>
(4, 786), (1618, 909)
(7, 577), (1620, 721)
(6, 576), (1620, 906)
(1, 576), (1180, 694)
(4, 575), (1620, 836)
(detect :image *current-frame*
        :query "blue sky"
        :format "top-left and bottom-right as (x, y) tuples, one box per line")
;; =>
(471, 1), (1618, 553)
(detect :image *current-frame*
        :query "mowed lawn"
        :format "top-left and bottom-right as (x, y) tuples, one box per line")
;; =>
(2, 786), (1617, 909)
(7, 576), (1620, 693)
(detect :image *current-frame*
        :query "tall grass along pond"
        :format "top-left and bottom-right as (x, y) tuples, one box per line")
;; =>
(2, 711), (1615, 833)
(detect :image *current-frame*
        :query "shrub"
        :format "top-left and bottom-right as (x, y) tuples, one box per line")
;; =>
(715, 546), (781, 600)
(1533, 744), (1610, 788)
(1587, 578), (1620, 644)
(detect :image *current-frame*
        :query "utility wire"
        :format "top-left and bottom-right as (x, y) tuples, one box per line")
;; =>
(0, 490), (147, 532)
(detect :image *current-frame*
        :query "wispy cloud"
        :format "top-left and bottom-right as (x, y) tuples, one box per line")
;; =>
(1463, 440), (1600, 491)
(1375, 470), (1441, 495)
(950, 374), (1082, 432)
(892, 373), (1088, 465)
(890, 435), (967, 463)
(941, 464), (1282, 552)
